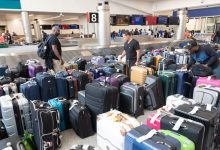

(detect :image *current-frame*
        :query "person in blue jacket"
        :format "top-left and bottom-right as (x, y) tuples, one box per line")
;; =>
(186, 40), (220, 79)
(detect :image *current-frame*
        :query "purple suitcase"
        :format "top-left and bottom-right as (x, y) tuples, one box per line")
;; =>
(96, 76), (119, 88)
(28, 64), (43, 78)
(91, 56), (105, 67)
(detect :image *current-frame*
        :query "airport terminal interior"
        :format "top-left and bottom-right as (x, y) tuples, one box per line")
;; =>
(0, 0), (220, 150)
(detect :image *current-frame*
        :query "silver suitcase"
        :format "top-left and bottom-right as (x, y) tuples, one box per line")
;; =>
(176, 53), (189, 65)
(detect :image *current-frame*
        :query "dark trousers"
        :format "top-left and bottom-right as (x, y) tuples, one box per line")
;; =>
(126, 59), (136, 77)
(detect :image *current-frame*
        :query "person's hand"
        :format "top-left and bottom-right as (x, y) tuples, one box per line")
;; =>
(135, 61), (140, 66)
(181, 65), (187, 70)
(60, 59), (64, 65)
(118, 56), (122, 62)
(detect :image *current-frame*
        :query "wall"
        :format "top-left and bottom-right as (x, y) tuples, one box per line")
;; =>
(6, 19), (24, 35)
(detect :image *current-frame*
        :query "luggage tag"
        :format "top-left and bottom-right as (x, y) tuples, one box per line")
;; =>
(150, 111), (161, 124)
(207, 76), (212, 80)
(172, 118), (185, 131)
(137, 129), (157, 143)
(206, 104), (212, 111)
(189, 106), (200, 115)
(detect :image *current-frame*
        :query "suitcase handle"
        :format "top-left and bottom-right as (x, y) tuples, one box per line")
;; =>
(169, 121), (187, 129)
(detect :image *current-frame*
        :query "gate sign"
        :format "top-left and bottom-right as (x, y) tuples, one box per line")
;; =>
(0, 0), (21, 9)
(89, 13), (99, 23)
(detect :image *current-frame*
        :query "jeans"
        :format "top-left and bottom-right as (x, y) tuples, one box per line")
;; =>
(216, 37), (220, 44)
(212, 63), (220, 79)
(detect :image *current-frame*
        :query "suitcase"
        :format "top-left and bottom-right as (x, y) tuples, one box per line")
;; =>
(75, 58), (87, 71)
(48, 97), (68, 131)
(125, 124), (181, 150)
(0, 64), (8, 76)
(5, 68), (20, 81)
(146, 112), (164, 130)
(159, 130), (195, 150)
(28, 64), (43, 78)
(30, 100), (61, 150)
(193, 85), (220, 107)
(20, 80), (41, 101)
(69, 100), (94, 138)
(114, 63), (128, 75)
(64, 62), (78, 70)
(155, 55), (163, 71)
(164, 52), (176, 62)
(112, 73), (130, 87)
(144, 75), (165, 110)
(78, 90), (85, 105)
(119, 82), (144, 117)
(175, 71), (190, 96)
(174, 104), (219, 150)
(102, 66), (116, 76)
(96, 76), (119, 89)
(130, 66), (154, 85)
(55, 71), (68, 78)
(91, 56), (105, 66)
(36, 72), (57, 101)
(186, 75), (199, 98)
(0, 76), (12, 85)
(13, 77), (28, 92)
(167, 64), (184, 71)
(141, 56), (155, 67)
(2, 83), (18, 95)
(55, 75), (68, 99)
(72, 71), (89, 91)
(89, 68), (105, 79)
(16, 62), (29, 78)
(66, 76), (77, 99)
(0, 136), (21, 150)
(158, 71), (177, 99)
(196, 76), (220, 87)
(85, 82), (119, 131)
(97, 110), (140, 150)
(175, 53), (189, 65)
(158, 58), (175, 71)
(160, 114), (205, 150)
(0, 120), (8, 140)
(0, 86), (3, 96)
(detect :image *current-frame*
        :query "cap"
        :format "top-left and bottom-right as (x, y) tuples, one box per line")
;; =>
(185, 40), (198, 50)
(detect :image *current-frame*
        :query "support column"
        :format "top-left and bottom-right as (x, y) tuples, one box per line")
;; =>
(33, 19), (42, 41)
(176, 9), (188, 40)
(97, 1), (111, 47)
(21, 11), (33, 43)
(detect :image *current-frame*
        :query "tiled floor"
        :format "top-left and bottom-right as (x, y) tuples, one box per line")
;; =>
(59, 110), (154, 150)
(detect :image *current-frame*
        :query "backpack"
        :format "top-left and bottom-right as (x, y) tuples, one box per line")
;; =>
(37, 36), (52, 59)
(191, 64), (212, 77)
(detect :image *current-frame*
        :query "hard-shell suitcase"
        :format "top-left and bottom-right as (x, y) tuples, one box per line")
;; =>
(85, 82), (119, 131)
(5, 68), (20, 81)
(125, 124), (181, 150)
(174, 104), (219, 150)
(160, 114), (205, 150)
(112, 73), (130, 87)
(96, 76), (119, 88)
(144, 75), (165, 110)
(16, 62), (29, 78)
(66, 76), (75, 99)
(155, 55), (163, 71)
(28, 64), (43, 78)
(0, 76), (12, 85)
(78, 90), (86, 105)
(97, 110), (140, 150)
(158, 58), (175, 71)
(187, 75), (199, 98)
(69, 100), (94, 138)
(36, 72), (57, 101)
(72, 71), (89, 91)
(146, 113), (163, 130)
(176, 53), (189, 65)
(130, 66), (154, 85)
(196, 76), (220, 87)
(20, 80), (41, 101)
(55, 75), (68, 99)
(119, 82), (144, 117)
(30, 100), (61, 150)
(0, 120), (8, 140)
(159, 130), (195, 150)
(13, 77), (28, 92)
(176, 71), (190, 96)
(89, 68), (105, 79)
(0, 64), (8, 76)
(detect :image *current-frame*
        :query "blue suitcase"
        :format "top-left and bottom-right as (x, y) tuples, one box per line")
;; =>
(0, 64), (8, 76)
(36, 72), (57, 101)
(48, 98), (66, 131)
(125, 125), (181, 150)
(102, 67), (116, 77)
(55, 75), (68, 99)
(89, 68), (105, 79)
(20, 80), (41, 101)
(55, 71), (68, 78)
(176, 71), (190, 96)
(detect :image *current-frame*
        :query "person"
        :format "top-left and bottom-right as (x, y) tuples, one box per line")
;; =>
(147, 29), (151, 35)
(80, 32), (84, 38)
(111, 31), (116, 40)
(171, 29), (175, 37)
(12, 32), (17, 36)
(214, 30), (220, 44)
(139, 29), (142, 35)
(46, 26), (65, 73)
(185, 40), (220, 79)
(164, 30), (168, 38)
(0, 33), (5, 43)
(134, 28), (139, 35)
(184, 29), (190, 39)
(5, 32), (12, 44)
(119, 30), (141, 76)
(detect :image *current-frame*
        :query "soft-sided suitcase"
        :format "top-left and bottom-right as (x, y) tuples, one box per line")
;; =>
(20, 80), (41, 101)
(30, 100), (61, 150)
(112, 73), (130, 87)
(187, 75), (199, 98)
(158, 71), (177, 99)
(160, 114), (205, 150)
(89, 68), (105, 79)
(75, 58), (87, 71)
(175, 53), (189, 65)
(72, 71), (89, 91)
(96, 76), (119, 89)
(97, 110), (140, 150)
(0, 64), (8, 76)
(78, 90), (85, 105)
(69, 100), (94, 138)
(119, 82), (144, 117)
(91, 56), (105, 66)
(5, 68), (20, 81)
(36, 72), (57, 101)
(85, 82), (119, 131)
(16, 62), (29, 78)
(0, 76), (12, 85)
(174, 104), (218, 150)
(55, 75), (68, 99)
(0, 120), (8, 140)
(176, 71), (190, 96)
(196, 76), (220, 87)
(48, 98), (67, 131)
(167, 64), (184, 71)
(2, 83), (18, 95)
(66, 76), (75, 99)
(28, 64), (43, 78)
(102, 66), (116, 76)
(125, 124), (181, 150)
(144, 75), (165, 110)
(146, 112), (164, 130)
(159, 130), (195, 150)
(193, 85), (220, 107)
(158, 58), (175, 71)
(13, 77), (28, 92)
(130, 66), (154, 85)
(114, 63), (128, 75)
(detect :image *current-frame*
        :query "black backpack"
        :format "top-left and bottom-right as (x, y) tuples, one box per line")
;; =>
(191, 64), (212, 77)
(37, 36), (52, 59)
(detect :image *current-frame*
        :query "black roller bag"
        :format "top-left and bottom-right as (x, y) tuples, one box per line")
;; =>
(0, 76), (12, 85)
(0, 120), (8, 140)
(5, 68), (20, 81)
(13, 77), (28, 92)
(72, 71), (89, 91)
(16, 62), (29, 78)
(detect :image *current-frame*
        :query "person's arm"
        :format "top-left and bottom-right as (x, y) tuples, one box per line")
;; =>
(119, 50), (126, 61)
(51, 38), (64, 65)
(136, 50), (140, 62)
(187, 56), (196, 70)
(205, 46), (218, 67)
(134, 41), (141, 65)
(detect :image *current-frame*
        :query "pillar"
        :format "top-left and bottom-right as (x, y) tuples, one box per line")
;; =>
(176, 9), (188, 40)
(33, 19), (42, 41)
(97, 1), (111, 47)
(21, 11), (33, 43)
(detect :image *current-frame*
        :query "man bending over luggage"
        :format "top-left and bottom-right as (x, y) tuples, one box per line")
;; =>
(119, 30), (141, 76)
(46, 26), (65, 73)
(186, 40), (220, 79)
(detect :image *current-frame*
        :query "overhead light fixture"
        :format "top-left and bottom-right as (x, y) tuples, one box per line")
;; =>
(42, 16), (62, 21)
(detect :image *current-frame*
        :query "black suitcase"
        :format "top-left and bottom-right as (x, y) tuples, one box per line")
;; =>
(72, 71), (89, 91)
(5, 68), (20, 81)
(36, 72), (57, 101)
(30, 100), (61, 150)
(114, 63), (128, 75)
(75, 58), (87, 71)
(16, 62), (29, 78)
(58, 97), (71, 129)
(174, 104), (219, 150)
(0, 76), (12, 85)
(186, 75), (199, 98)
(112, 73), (130, 87)
(13, 77), (28, 92)
(78, 90), (85, 105)
(85, 82), (119, 131)
(160, 115), (205, 150)
(66, 77), (75, 99)
(119, 82), (144, 117)
(0, 120), (8, 140)
(144, 75), (165, 110)
(55, 76), (68, 99)
(69, 100), (94, 138)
